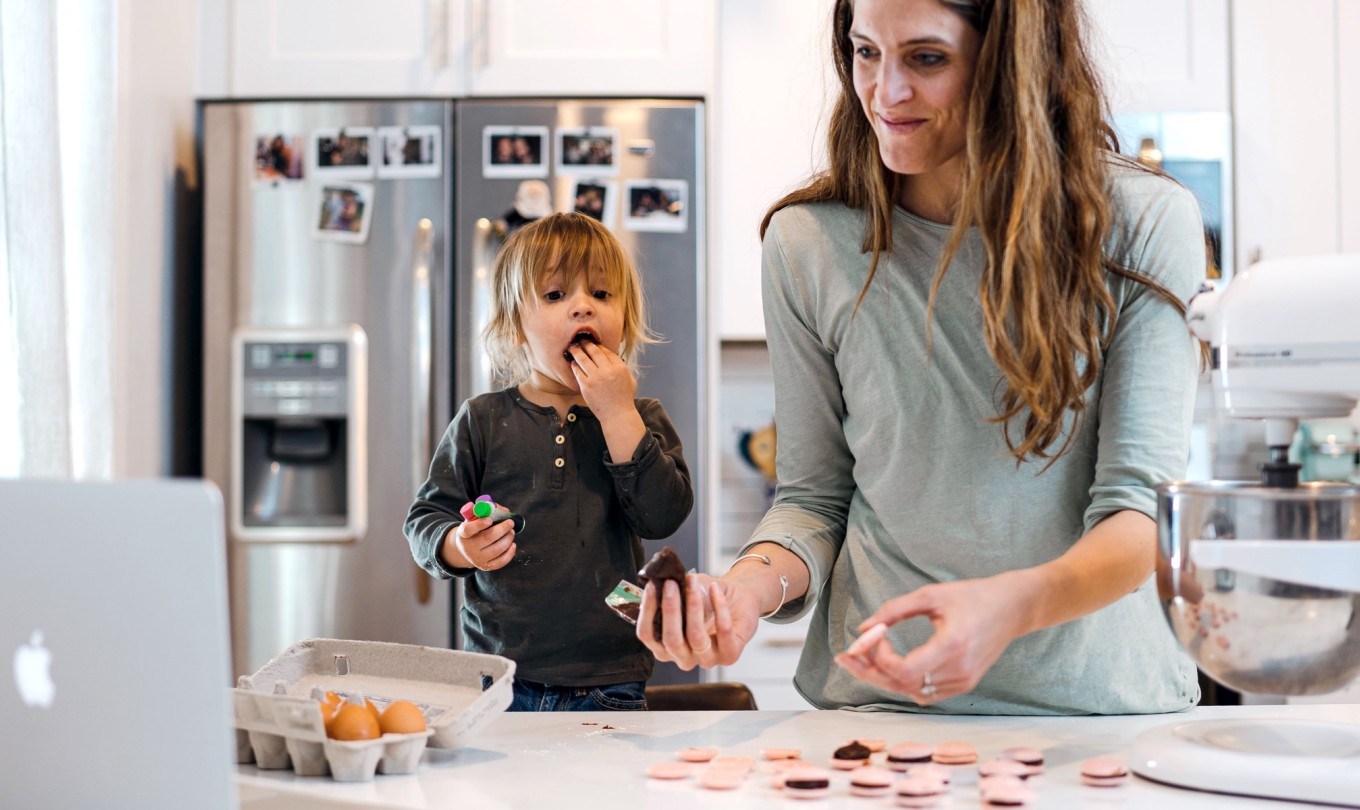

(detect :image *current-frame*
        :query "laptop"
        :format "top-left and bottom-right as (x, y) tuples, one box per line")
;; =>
(1, 478), (237, 809)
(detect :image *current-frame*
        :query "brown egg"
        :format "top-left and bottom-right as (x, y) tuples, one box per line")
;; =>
(364, 698), (382, 724)
(317, 699), (336, 731)
(379, 700), (428, 734)
(328, 703), (381, 741)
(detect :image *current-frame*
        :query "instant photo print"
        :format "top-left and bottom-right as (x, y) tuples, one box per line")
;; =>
(378, 125), (442, 179)
(623, 179), (688, 233)
(483, 125), (549, 179)
(569, 179), (616, 226)
(253, 133), (305, 186)
(313, 127), (375, 178)
(313, 182), (374, 244)
(557, 127), (619, 176)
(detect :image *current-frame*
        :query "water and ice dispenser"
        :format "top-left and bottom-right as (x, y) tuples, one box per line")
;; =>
(231, 327), (367, 542)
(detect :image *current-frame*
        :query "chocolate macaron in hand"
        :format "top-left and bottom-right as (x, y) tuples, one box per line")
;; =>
(638, 546), (687, 641)
(562, 330), (597, 362)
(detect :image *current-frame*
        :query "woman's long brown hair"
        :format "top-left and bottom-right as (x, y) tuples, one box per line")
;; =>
(760, 0), (1193, 466)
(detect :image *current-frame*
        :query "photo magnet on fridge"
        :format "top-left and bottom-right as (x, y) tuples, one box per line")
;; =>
(377, 125), (442, 179)
(313, 181), (375, 244)
(483, 125), (549, 179)
(312, 127), (376, 179)
(556, 127), (619, 177)
(252, 133), (305, 187)
(623, 179), (688, 233)
(568, 178), (616, 227)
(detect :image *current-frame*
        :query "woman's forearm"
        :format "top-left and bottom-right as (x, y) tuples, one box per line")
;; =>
(724, 542), (813, 616)
(1013, 509), (1157, 636)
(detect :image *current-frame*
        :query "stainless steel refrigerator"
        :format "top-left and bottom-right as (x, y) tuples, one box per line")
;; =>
(200, 99), (706, 685)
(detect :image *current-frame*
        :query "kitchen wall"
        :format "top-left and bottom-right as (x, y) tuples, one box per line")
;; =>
(113, 0), (200, 478)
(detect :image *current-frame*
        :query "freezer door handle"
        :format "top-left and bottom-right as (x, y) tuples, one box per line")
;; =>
(471, 217), (499, 397)
(412, 218), (435, 605)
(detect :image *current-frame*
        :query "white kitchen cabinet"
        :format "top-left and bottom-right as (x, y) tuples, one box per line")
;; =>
(714, 0), (832, 340)
(466, 0), (714, 97)
(1231, 0), (1344, 272)
(228, 0), (468, 97)
(1341, 1), (1360, 255)
(1085, 0), (1229, 114)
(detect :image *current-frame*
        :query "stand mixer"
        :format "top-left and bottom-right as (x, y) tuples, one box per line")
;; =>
(1131, 254), (1360, 805)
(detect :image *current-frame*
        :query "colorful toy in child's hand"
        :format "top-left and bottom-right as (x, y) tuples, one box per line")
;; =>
(461, 494), (526, 532)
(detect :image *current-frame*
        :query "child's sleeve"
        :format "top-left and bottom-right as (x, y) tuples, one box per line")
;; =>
(404, 400), (483, 579)
(605, 399), (694, 539)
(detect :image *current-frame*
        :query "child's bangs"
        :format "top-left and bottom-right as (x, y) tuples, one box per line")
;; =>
(537, 225), (631, 293)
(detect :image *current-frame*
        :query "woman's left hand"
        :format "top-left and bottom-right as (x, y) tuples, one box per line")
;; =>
(833, 570), (1043, 704)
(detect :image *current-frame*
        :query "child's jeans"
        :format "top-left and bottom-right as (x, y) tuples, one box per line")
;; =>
(494, 676), (648, 712)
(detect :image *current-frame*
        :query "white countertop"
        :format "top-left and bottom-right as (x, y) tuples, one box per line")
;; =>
(238, 703), (1360, 809)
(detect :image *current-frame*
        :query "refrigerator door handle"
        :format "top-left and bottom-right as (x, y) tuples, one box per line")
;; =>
(471, 217), (499, 397)
(412, 218), (435, 605)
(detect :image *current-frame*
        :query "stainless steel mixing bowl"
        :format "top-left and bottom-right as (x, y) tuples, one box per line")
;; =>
(1156, 480), (1360, 695)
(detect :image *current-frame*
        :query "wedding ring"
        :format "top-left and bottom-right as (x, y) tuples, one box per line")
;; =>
(921, 671), (938, 699)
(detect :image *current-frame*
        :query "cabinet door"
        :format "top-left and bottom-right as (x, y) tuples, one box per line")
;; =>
(1086, 0), (1229, 113)
(1232, 0), (1339, 272)
(1341, 1), (1360, 255)
(467, 0), (713, 97)
(231, 0), (466, 97)
(714, 0), (832, 340)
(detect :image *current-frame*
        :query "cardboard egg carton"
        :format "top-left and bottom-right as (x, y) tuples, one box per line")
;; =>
(232, 638), (515, 782)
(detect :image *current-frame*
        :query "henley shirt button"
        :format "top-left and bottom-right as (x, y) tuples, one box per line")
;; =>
(555, 434), (565, 445)
(566, 413), (577, 422)
(554, 458), (565, 468)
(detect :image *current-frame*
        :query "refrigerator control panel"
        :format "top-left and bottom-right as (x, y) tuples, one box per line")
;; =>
(241, 341), (350, 418)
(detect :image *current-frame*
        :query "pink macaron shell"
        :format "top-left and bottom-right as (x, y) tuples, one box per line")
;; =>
(894, 774), (949, 808)
(931, 741), (978, 765)
(996, 746), (1044, 769)
(849, 766), (895, 796)
(677, 746), (719, 763)
(697, 768), (745, 791)
(978, 758), (1031, 780)
(1081, 773), (1128, 788)
(645, 761), (693, 780)
(710, 755), (756, 772)
(761, 747), (802, 761)
(783, 765), (833, 798)
(886, 741), (934, 771)
(831, 756), (869, 770)
(904, 763), (952, 784)
(979, 775), (1037, 806)
(1080, 756), (1129, 779)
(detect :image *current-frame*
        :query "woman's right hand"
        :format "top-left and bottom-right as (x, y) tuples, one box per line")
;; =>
(447, 515), (516, 571)
(637, 573), (761, 670)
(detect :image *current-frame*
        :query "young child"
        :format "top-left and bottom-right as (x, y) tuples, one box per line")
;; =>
(405, 212), (693, 712)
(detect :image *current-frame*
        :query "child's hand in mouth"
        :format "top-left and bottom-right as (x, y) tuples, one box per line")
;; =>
(563, 331), (598, 362)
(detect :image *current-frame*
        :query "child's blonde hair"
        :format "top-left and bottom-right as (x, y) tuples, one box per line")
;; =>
(483, 212), (657, 385)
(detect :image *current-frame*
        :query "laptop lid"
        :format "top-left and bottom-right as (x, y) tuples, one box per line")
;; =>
(1, 478), (237, 809)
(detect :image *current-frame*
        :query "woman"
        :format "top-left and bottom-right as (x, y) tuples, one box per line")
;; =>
(638, 0), (1206, 714)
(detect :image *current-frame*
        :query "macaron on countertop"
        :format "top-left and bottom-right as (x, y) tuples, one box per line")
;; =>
(236, 703), (1360, 808)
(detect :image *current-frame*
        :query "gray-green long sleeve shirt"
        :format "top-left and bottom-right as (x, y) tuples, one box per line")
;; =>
(745, 161), (1204, 715)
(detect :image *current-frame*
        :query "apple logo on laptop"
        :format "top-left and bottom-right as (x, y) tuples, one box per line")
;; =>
(14, 630), (55, 709)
